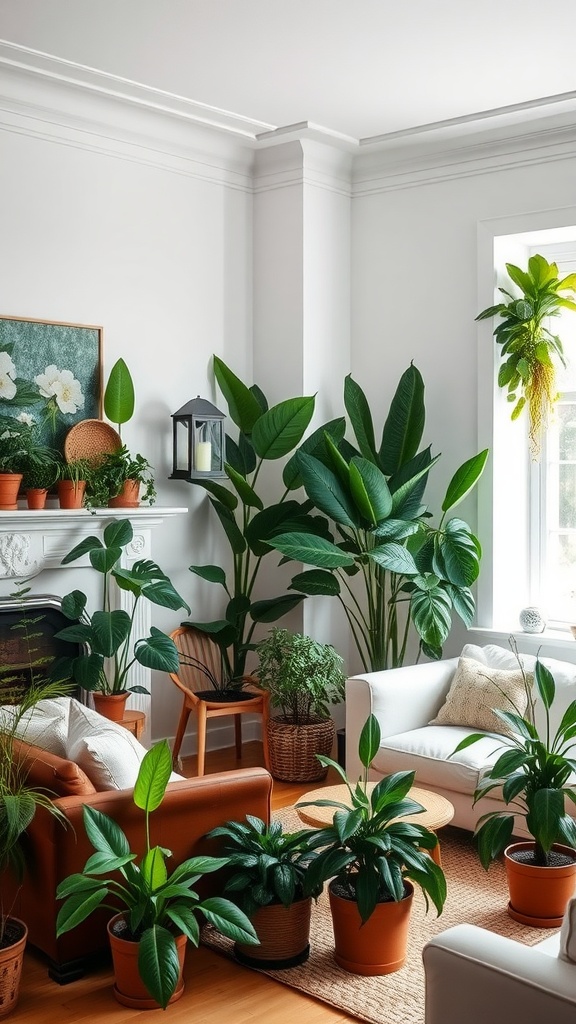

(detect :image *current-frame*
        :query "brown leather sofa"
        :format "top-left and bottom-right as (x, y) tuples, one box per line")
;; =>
(7, 738), (272, 983)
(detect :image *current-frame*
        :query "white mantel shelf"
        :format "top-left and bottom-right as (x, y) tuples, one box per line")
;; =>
(0, 505), (188, 528)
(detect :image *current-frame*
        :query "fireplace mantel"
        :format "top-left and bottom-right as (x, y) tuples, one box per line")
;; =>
(0, 506), (188, 744)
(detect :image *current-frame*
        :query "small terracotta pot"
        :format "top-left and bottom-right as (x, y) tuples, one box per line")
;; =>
(505, 841), (576, 927)
(93, 691), (129, 723)
(57, 479), (86, 509)
(0, 918), (27, 1019)
(234, 897), (312, 969)
(0, 473), (23, 511)
(108, 479), (141, 508)
(26, 488), (48, 510)
(107, 915), (186, 1009)
(328, 880), (414, 975)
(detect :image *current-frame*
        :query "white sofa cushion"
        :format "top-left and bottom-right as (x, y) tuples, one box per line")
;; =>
(66, 699), (148, 790)
(430, 656), (529, 737)
(0, 695), (71, 757)
(559, 897), (576, 963)
(372, 725), (505, 796)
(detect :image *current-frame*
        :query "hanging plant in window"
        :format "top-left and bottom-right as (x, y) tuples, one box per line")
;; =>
(476, 254), (576, 458)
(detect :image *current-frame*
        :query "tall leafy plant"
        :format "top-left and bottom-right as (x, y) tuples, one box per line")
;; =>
(185, 356), (345, 682)
(269, 365), (488, 670)
(104, 358), (135, 439)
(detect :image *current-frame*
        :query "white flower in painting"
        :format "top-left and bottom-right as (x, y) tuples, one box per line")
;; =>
(0, 350), (17, 400)
(16, 412), (35, 427)
(35, 365), (84, 415)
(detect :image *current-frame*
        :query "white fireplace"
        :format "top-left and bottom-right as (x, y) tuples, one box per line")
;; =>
(0, 506), (187, 745)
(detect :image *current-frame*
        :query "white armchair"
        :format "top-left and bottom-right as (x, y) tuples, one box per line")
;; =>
(423, 921), (575, 1024)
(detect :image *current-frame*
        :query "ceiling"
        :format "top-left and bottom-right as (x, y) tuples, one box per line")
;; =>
(2, 0), (576, 143)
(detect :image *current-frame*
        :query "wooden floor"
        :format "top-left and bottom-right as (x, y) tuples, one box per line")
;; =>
(19, 742), (358, 1023)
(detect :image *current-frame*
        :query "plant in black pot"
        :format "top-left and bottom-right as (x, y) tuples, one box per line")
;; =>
(206, 815), (321, 968)
(452, 645), (576, 927)
(299, 714), (446, 975)
(56, 740), (258, 1009)
(255, 628), (345, 783)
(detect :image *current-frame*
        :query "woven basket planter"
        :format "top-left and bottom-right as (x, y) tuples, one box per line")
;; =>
(234, 897), (312, 969)
(267, 717), (335, 782)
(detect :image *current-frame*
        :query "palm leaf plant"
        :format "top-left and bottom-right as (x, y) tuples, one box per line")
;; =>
(452, 649), (576, 868)
(300, 714), (447, 924)
(184, 356), (346, 683)
(55, 740), (258, 1008)
(51, 519), (190, 695)
(269, 365), (488, 669)
(476, 253), (576, 457)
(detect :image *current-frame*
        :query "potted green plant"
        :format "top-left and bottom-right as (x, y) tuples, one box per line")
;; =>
(476, 253), (576, 458)
(0, 414), (58, 510)
(56, 457), (91, 509)
(268, 365), (488, 670)
(55, 740), (258, 1009)
(20, 448), (60, 509)
(451, 643), (576, 926)
(299, 714), (447, 975)
(206, 815), (321, 968)
(52, 518), (191, 721)
(255, 628), (345, 783)
(89, 445), (156, 508)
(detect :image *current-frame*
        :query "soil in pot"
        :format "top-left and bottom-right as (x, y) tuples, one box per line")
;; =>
(107, 915), (186, 1009)
(328, 879), (414, 975)
(505, 841), (576, 927)
(0, 918), (27, 1019)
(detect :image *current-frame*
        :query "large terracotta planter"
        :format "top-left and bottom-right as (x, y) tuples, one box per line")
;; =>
(0, 474), (22, 511)
(108, 479), (141, 508)
(0, 918), (27, 1019)
(505, 841), (576, 927)
(234, 897), (312, 969)
(328, 880), (414, 975)
(267, 717), (335, 783)
(93, 691), (129, 723)
(57, 479), (86, 509)
(107, 915), (186, 1009)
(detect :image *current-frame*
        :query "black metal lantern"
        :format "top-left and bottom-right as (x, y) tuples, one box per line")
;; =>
(170, 396), (226, 480)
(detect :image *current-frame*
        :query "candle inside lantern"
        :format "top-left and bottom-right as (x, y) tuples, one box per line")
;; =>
(195, 441), (212, 472)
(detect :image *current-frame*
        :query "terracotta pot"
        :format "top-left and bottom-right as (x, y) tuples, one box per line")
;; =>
(505, 841), (576, 927)
(234, 897), (312, 969)
(57, 479), (86, 509)
(0, 474), (23, 511)
(0, 918), (27, 1019)
(108, 479), (141, 508)
(267, 717), (335, 783)
(26, 488), (48, 510)
(107, 915), (186, 1009)
(328, 879), (414, 975)
(93, 691), (129, 723)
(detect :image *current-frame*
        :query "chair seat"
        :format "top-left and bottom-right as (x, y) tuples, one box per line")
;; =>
(194, 689), (261, 704)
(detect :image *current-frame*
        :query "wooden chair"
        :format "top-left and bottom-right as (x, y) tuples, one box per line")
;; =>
(168, 625), (270, 776)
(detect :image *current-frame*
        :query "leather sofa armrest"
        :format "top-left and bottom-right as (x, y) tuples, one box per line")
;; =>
(345, 659), (458, 780)
(423, 924), (575, 1024)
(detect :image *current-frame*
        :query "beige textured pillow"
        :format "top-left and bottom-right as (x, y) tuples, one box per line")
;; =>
(429, 656), (530, 737)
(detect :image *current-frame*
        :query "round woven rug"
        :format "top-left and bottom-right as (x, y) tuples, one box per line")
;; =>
(201, 806), (559, 1024)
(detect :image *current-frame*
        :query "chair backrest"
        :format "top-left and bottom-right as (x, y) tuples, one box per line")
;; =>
(169, 625), (225, 696)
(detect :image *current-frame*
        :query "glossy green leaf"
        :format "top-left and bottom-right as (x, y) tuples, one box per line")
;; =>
(249, 593), (305, 622)
(61, 535), (103, 565)
(297, 452), (358, 527)
(289, 569), (341, 596)
(379, 364), (425, 474)
(189, 564), (228, 587)
(134, 628), (181, 673)
(283, 417), (346, 490)
(344, 375), (376, 461)
(138, 925), (180, 1009)
(214, 355), (263, 433)
(224, 463), (263, 509)
(349, 457), (393, 525)
(190, 477), (238, 510)
(269, 532), (355, 569)
(358, 714), (380, 769)
(368, 543), (418, 575)
(90, 610), (131, 657)
(103, 519), (134, 549)
(252, 396), (315, 460)
(211, 500), (246, 554)
(103, 358), (135, 428)
(441, 449), (489, 512)
(133, 740), (173, 813)
(411, 587), (452, 648)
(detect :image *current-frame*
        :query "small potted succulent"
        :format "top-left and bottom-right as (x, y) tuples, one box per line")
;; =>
(255, 628), (345, 783)
(206, 815), (321, 968)
(56, 740), (258, 1009)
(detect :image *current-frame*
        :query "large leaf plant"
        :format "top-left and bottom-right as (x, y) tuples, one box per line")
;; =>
(476, 253), (576, 458)
(269, 364), (488, 670)
(185, 356), (345, 682)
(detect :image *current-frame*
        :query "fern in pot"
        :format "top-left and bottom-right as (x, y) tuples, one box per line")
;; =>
(255, 628), (345, 783)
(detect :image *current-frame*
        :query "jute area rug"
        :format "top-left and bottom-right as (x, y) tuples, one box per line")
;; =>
(202, 806), (557, 1024)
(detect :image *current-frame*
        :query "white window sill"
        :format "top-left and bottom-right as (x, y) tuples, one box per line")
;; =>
(467, 626), (576, 665)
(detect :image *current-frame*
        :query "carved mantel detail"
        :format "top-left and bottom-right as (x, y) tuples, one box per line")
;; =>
(0, 533), (38, 578)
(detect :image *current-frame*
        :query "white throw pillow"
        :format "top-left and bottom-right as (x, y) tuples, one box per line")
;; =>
(66, 698), (147, 791)
(559, 897), (576, 963)
(429, 656), (530, 737)
(0, 696), (71, 757)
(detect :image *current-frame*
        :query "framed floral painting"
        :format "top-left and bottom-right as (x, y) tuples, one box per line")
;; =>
(0, 315), (103, 453)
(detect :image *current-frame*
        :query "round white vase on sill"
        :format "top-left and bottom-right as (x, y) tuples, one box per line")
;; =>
(519, 606), (546, 633)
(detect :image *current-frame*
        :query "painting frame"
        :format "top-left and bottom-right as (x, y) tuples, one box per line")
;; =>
(0, 314), (103, 456)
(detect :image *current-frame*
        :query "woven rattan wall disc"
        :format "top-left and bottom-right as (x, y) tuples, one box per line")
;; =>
(64, 420), (122, 465)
